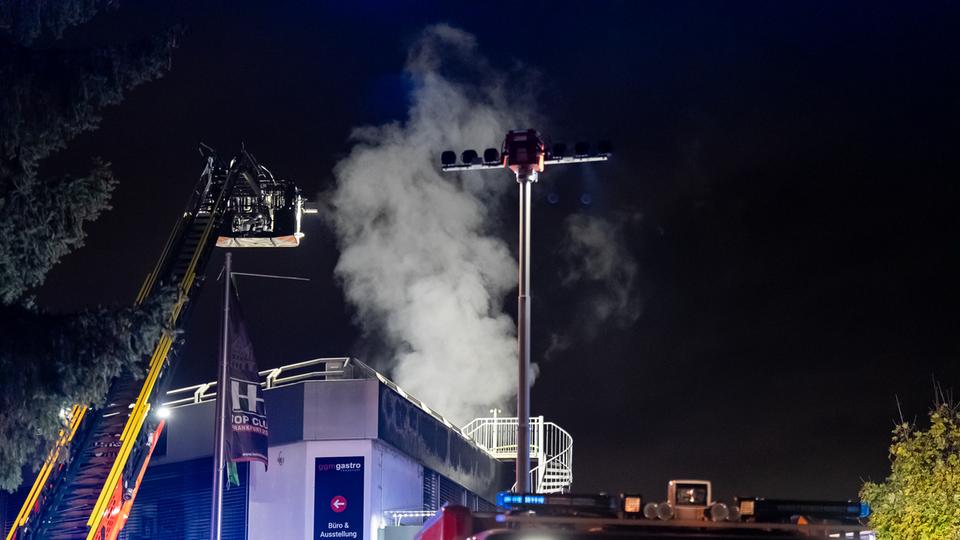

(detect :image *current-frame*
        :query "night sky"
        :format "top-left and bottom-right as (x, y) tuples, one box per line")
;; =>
(35, 1), (959, 501)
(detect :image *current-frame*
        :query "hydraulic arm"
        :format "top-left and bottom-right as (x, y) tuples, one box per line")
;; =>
(6, 147), (307, 540)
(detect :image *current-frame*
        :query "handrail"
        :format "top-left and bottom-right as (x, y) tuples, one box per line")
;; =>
(463, 416), (573, 493)
(163, 357), (351, 407)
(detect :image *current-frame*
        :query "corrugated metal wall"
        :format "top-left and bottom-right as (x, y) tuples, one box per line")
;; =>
(119, 458), (248, 540)
(422, 469), (495, 512)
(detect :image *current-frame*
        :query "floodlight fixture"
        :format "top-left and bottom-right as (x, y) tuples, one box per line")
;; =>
(441, 134), (609, 173)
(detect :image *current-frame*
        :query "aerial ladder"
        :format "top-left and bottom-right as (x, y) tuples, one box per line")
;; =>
(6, 146), (310, 540)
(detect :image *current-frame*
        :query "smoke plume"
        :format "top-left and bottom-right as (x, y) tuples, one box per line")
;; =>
(546, 212), (642, 359)
(328, 25), (535, 425)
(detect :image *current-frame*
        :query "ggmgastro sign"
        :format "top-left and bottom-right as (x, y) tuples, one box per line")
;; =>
(315, 456), (365, 540)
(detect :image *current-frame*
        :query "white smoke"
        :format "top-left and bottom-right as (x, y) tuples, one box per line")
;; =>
(546, 213), (642, 358)
(328, 25), (535, 424)
(561, 214), (640, 321)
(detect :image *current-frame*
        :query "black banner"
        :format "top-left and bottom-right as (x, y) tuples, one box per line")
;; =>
(225, 284), (269, 468)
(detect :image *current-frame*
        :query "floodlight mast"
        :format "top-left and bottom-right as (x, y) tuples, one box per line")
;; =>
(441, 129), (610, 493)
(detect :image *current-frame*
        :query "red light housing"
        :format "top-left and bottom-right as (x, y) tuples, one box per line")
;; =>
(503, 129), (545, 173)
(415, 505), (473, 540)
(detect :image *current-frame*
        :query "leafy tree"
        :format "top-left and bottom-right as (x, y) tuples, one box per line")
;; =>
(0, 3), (178, 302)
(0, 0), (116, 47)
(0, 2), (178, 491)
(861, 402), (960, 539)
(0, 294), (173, 491)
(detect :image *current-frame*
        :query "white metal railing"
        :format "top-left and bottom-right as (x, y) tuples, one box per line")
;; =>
(163, 356), (352, 408)
(461, 416), (530, 458)
(462, 415), (573, 493)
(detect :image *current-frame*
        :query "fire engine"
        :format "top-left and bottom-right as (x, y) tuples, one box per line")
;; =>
(416, 479), (873, 540)
(6, 146), (311, 540)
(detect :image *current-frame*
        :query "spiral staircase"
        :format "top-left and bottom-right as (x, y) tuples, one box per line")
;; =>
(462, 416), (573, 493)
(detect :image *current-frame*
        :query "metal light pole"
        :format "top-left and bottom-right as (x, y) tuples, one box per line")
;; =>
(515, 165), (536, 493)
(210, 251), (231, 540)
(440, 131), (609, 494)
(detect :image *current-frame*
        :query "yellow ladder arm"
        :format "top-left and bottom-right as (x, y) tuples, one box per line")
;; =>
(4, 405), (87, 540)
(85, 199), (224, 538)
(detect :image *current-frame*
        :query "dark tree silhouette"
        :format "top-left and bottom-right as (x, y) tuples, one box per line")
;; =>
(0, 0), (115, 47)
(0, 2), (178, 491)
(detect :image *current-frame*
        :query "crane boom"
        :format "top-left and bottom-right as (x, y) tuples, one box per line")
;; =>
(6, 148), (307, 540)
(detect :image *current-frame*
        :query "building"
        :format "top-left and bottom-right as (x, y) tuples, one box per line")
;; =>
(2, 358), (573, 540)
(120, 358), (513, 540)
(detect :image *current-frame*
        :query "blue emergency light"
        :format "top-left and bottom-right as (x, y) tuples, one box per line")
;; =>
(496, 492), (618, 517)
(497, 493), (545, 507)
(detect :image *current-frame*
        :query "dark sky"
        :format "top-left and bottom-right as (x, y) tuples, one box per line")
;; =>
(36, 1), (959, 501)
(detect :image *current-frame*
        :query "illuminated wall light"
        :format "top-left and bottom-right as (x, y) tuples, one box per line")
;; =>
(623, 495), (642, 513)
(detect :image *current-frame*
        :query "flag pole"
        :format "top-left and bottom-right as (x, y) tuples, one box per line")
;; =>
(210, 252), (231, 540)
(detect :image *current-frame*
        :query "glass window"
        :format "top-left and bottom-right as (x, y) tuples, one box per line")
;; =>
(674, 484), (707, 506)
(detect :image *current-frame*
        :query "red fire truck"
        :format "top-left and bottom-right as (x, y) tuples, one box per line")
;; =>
(416, 481), (873, 540)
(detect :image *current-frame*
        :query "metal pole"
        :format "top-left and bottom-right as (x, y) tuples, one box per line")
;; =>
(210, 252), (231, 540)
(490, 408), (500, 453)
(516, 168), (535, 493)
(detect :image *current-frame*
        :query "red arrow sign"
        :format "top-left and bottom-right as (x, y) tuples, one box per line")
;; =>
(331, 495), (347, 513)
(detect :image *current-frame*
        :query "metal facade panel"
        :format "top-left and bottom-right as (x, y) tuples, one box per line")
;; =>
(155, 379), (377, 465)
(302, 380), (379, 440)
(151, 383), (306, 466)
(371, 440), (424, 522)
(152, 399), (216, 464)
(376, 385), (511, 502)
(265, 383), (305, 445)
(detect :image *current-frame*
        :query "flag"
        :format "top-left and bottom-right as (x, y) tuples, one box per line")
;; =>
(227, 461), (240, 487)
(224, 282), (269, 471)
